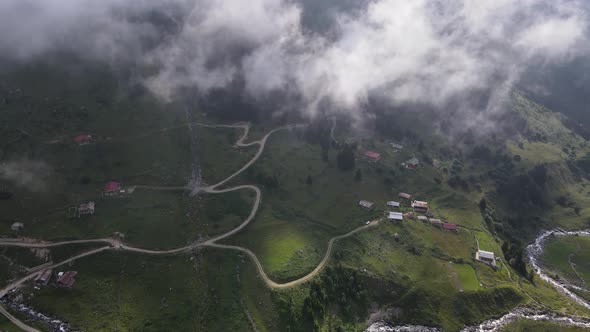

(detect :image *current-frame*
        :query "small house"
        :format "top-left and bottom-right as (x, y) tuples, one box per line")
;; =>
(78, 202), (95, 216)
(103, 181), (122, 195)
(73, 134), (92, 146)
(429, 218), (443, 226)
(404, 157), (420, 169)
(119, 186), (135, 195)
(11, 222), (24, 232)
(476, 250), (496, 267)
(359, 200), (374, 210)
(56, 271), (78, 288)
(35, 269), (53, 285)
(412, 200), (429, 212)
(390, 143), (404, 151)
(399, 192), (412, 200)
(417, 216), (428, 222)
(387, 212), (404, 222)
(363, 151), (381, 162)
(403, 212), (415, 219)
(442, 223), (457, 232)
(386, 201), (400, 209)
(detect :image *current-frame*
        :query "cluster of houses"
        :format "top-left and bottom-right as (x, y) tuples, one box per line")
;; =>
(359, 192), (498, 268)
(361, 148), (420, 170)
(63, 181), (135, 219)
(35, 269), (78, 288)
(359, 192), (458, 232)
(360, 141), (404, 163)
(103, 181), (135, 196)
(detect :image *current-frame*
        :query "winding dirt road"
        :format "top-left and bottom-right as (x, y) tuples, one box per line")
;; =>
(0, 121), (381, 330)
(209, 219), (381, 289)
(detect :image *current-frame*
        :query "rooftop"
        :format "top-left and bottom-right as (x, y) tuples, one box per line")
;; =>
(399, 192), (412, 199)
(442, 223), (457, 230)
(386, 201), (400, 207)
(36, 269), (53, 284)
(104, 181), (121, 193)
(73, 134), (92, 143)
(412, 200), (429, 209)
(477, 250), (495, 260)
(363, 151), (381, 160)
(57, 271), (78, 287)
(359, 200), (374, 209)
(79, 201), (95, 210)
(387, 212), (404, 220)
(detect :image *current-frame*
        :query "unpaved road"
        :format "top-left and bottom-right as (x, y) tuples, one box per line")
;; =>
(0, 304), (41, 332)
(209, 219), (381, 288)
(0, 121), (382, 330)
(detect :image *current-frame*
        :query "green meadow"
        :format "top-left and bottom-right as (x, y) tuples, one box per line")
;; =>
(1, 62), (590, 332)
(500, 319), (590, 332)
(542, 235), (590, 289)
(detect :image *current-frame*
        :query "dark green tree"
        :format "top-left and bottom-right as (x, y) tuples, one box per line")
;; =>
(337, 145), (355, 171)
(479, 198), (487, 211)
(355, 169), (362, 181)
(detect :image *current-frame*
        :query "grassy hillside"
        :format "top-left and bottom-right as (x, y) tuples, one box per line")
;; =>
(1, 61), (590, 332)
(22, 250), (253, 331)
(500, 319), (590, 332)
(541, 235), (590, 294)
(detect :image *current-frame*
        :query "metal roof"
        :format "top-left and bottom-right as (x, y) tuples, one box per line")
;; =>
(399, 192), (412, 199)
(412, 200), (429, 208)
(477, 250), (495, 260)
(388, 212), (403, 220)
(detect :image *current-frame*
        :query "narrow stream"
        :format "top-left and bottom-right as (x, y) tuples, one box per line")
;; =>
(367, 229), (590, 332)
(527, 229), (590, 310)
(1, 298), (72, 332)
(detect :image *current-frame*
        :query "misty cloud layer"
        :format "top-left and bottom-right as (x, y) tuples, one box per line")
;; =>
(0, 159), (51, 192)
(1, 0), (589, 124)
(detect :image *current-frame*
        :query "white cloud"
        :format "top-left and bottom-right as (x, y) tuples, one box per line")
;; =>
(0, 0), (588, 125)
(516, 17), (586, 59)
(0, 159), (51, 192)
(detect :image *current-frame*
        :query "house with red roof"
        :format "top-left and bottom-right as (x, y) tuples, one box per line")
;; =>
(363, 150), (381, 162)
(103, 181), (122, 195)
(56, 271), (77, 288)
(442, 223), (458, 232)
(398, 192), (412, 200)
(73, 134), (92, 146)
(404, 157), (420, 169)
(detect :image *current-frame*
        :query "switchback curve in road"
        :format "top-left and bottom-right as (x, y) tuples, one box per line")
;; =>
(0, 122), (381, 330)
(207, 219), (381, 289)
